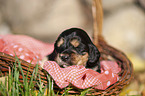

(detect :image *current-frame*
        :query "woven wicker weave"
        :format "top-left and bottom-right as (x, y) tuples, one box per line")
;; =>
(0, 0), (133, 95)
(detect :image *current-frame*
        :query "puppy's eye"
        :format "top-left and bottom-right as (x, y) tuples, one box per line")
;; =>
(70, 38), (80, 47)
(82, 52), (87, 55)
(57, 38), (64, 47)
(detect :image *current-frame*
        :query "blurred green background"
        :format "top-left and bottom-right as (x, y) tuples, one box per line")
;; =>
(0, 0), (144, 95)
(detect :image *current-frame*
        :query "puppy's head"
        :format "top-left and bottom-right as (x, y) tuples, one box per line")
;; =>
(48, 28), (100, 72)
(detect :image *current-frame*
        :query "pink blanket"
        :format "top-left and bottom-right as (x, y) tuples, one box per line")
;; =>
(0, 35), (54, 64)
(43, 61), (120, 90)
(0, 35), (121, 90)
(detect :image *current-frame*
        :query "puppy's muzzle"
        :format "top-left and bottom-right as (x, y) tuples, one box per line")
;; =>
(60, 54), (70, 62)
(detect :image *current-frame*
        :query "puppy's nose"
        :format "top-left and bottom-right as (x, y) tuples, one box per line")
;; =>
(60, 55), (69, 61)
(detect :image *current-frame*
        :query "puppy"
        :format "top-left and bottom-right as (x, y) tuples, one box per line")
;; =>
(48, 28), (101, 72)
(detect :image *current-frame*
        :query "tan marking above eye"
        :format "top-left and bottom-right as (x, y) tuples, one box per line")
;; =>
(70, 38), (80, 47)
(57, 38), (64, 47)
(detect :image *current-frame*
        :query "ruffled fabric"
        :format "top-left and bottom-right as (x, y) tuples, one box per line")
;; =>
(43, 61), (121, 90)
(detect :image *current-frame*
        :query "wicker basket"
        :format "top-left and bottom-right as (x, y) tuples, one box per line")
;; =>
(0, 0), (133, 95)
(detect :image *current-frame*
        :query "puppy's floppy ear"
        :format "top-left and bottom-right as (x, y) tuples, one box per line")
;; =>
(86, 44), (100, 68)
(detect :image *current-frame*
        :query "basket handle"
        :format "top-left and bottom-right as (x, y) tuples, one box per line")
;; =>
(92, 0), (104, 45)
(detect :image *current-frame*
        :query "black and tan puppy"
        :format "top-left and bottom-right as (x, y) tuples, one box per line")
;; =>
(48, 28), (101, 72)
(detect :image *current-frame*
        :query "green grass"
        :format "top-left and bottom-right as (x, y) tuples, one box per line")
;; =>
(0, 56), (90, 96)
(0, 56), (55, 96)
